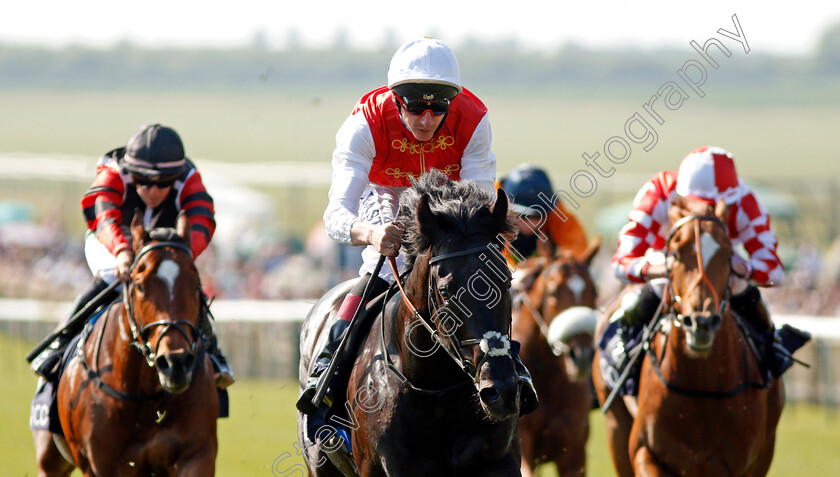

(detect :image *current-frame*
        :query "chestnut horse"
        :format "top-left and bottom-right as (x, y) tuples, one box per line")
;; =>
(514, 239), (600, 477)
(592, 197), (783, 477)
(298, 172), (522, 476)
(34, 214), (218, 476)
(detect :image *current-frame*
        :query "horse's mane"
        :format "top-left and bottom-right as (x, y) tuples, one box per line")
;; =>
(395, 170), (517, 266)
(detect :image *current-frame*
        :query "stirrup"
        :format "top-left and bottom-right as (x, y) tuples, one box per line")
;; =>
(297, 361), (335, 415)
(208, 352), (235, 389)
(318, 432), (357, 476)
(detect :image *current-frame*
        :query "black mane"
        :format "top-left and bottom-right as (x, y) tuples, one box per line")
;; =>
(395, 170), (517, 266)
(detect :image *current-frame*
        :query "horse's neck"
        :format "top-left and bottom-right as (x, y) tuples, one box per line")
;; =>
(96, 305), (161, 395)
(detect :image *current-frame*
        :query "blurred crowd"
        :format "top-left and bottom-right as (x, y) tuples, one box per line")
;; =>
(2, 217), (840, 317)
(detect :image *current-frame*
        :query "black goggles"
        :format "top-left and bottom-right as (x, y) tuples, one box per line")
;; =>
(395, 95), (450, 116)
(132, 175), (176, 189)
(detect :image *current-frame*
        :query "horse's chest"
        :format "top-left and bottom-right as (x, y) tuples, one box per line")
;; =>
(643, 398), (763, 473)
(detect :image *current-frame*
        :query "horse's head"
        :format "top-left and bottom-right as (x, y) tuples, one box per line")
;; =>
(519, 239), (600, 380)
(397, 171), (520, 420)
(665, 196), (733, 351)
(127, 214), (203, 393)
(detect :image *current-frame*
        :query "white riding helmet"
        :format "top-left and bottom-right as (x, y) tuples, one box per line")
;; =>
(387, 38), (462, 100)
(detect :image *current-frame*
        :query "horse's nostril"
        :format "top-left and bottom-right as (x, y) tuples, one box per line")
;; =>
(684, 315), (694, 328)
(155, 355), (170, 372)
(479, 387), (502, 406)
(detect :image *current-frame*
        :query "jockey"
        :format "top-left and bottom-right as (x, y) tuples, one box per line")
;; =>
(497, 164), (588, 262)
(297, 38), (538, 416)
(30, 124), (234, 389)
(610, 145), (810, 377)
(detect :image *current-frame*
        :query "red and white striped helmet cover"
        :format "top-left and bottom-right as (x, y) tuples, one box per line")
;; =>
(676, 146), (744, 204)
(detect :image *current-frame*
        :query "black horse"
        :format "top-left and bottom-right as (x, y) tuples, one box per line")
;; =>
(298, 170), (523, 476)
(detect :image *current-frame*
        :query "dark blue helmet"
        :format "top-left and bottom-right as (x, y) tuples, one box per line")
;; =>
(502, 164), (554, 216)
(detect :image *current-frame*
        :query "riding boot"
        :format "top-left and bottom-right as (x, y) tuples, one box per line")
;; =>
(201, 309), (235, 389)
(731, 286), (811, 377)
(511, 340), (539, 415)
(607, 283), (660, 368)
(296, 319), (352, 414)
(30, 277), (111, 380)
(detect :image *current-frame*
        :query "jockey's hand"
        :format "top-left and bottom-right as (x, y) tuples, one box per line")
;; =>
(370, 223), (404, 257)
(115, 249), (135, 281)
(731, 259), (749, 278)
(643, 255), (675, 280)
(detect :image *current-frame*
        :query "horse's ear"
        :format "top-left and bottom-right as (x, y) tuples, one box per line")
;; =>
(416, 193), (437, 242)
(714, 198), (730, 224)
(176, 213), (192, 250)
(578, 236), (601, 266)
(492, 187), (509, 221)
(536, 235), (554, 260)
(516, 259), (544, 292)
(669, 194), (688, 224)
(130, 211), (147, 251)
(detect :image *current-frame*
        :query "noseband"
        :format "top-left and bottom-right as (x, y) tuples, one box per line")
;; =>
(389, 244), (513, 386)
(125, 241), (203, 367)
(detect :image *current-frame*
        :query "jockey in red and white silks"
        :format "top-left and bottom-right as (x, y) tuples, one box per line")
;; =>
(612, 145), (784, 290)
(324, 38), (495, 281)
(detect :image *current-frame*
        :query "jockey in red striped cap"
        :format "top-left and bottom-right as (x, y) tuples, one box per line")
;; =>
(30, 124), (234, 389)
(608, 146), (810, 378)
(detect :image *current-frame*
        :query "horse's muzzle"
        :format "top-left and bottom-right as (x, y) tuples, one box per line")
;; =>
(682, 312), (722, 350)
(155, 350), (196, 393)
(477, 357), (519, 421)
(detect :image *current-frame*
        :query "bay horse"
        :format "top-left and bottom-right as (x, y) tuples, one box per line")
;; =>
(513, 238), (600, 477)
(34, 214), (218, 476)
(592, 196), (784, 477)
(298, 171), (523, 476)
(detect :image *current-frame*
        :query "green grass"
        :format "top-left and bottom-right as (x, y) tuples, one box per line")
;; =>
(3, 331), (839, 476)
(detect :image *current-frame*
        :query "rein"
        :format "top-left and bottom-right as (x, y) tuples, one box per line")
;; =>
(385, 243), (513, 391)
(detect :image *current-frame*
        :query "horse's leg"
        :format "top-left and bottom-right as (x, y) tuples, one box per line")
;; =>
(517, 426), (536, 477)
(174, 447), (217, 477)
(556, 444), (586, 477)
(633, 446), (671, 477)
(33, 430), (74, 477)
(602, 402), (635, 477)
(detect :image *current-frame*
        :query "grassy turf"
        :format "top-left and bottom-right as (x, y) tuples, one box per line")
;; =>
(2, 331), (839, 476)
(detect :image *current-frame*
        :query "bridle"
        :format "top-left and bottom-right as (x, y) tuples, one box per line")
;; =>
(79, 240), (205, 401)
(664, 214), (732, 324)
(124, 241), (203, 368)
(386, 244), (514, 388)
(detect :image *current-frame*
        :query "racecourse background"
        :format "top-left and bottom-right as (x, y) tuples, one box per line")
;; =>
(2, 61), (840, 474)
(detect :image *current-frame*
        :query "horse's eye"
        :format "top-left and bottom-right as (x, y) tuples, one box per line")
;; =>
(136, 283), (145, 294)
(438, 287), (450, 299)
